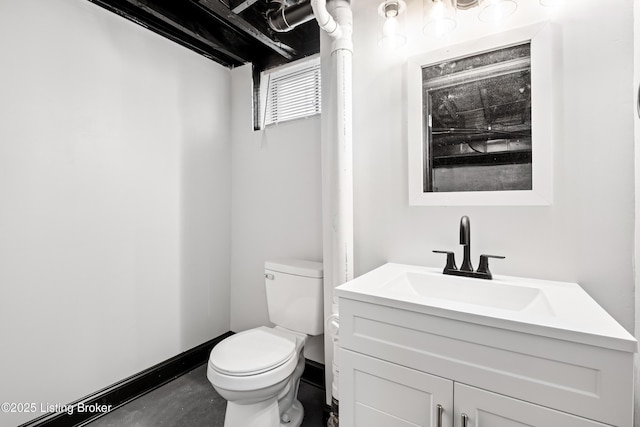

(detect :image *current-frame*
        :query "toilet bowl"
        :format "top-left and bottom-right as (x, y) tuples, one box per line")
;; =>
(208, 327), (306, 427)
(207, 259), (323, 427)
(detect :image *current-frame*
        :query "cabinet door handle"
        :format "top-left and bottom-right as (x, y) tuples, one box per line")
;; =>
(436, 404), (443, 427)
(461, 413), (469, 427)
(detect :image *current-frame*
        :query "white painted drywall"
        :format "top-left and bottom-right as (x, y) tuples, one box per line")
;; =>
(321, 0), (635, 406)
(229, 64), (324, 362)
(0, 1), (231, 424)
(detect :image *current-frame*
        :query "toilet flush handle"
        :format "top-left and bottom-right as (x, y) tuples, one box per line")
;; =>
(265, 273), (275, 280)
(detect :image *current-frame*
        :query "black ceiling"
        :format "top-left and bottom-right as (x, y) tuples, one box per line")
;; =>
(87, 0), (320, 71)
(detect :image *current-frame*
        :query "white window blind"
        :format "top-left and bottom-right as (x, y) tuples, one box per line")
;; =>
(264, 58), (321, 127)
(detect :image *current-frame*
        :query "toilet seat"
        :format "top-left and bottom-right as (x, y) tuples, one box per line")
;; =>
(207, 327), (300, 392)
(209, 328), (296, 376)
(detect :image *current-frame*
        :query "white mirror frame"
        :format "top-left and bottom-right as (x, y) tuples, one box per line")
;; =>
(407, 22), (555, 206)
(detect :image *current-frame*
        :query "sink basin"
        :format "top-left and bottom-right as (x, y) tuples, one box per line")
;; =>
(336, 263), (636, 352)
(383, 271), (554, 315)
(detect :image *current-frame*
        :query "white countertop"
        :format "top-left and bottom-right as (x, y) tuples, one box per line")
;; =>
(336, 263), (637, 353)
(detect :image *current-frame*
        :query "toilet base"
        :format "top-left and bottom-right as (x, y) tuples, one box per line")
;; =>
(224, 397), (280, 427)
(222, 397), (304, 427)
(281, 399), (304, 427)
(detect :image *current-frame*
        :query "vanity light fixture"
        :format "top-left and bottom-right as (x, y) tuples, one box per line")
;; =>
(379, 0), (525, 49)
(378, 0), (407, 49)
(421, 0), (517, 39)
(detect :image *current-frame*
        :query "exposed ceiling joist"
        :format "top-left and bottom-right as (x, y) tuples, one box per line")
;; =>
(87, 0), (319, 71)
(229, 0), (260, 16)
(88, 0), (246, 66)
(191, 0), (297, 60)
(130, 0), (249, 63)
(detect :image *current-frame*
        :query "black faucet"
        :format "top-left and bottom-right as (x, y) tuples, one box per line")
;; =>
(459, 215), (473, 272)
(433, 215), (505, 280)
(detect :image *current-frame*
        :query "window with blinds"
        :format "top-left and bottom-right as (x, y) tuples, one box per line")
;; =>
(262, 57), (321, 127)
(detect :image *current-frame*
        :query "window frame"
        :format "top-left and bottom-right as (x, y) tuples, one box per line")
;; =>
(257, 55), (322, 129)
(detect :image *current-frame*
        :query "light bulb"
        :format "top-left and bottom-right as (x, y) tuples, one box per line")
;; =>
(432, 1), (446, 19)
(381, 16), (401, 48)
(380, 17), (406, 48)
(424, 0), (456, 37)
(383, 16), (398, 38)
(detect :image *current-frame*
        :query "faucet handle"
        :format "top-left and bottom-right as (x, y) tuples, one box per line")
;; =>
(477, 254), (505, 277)
(433, 250), (457, 272)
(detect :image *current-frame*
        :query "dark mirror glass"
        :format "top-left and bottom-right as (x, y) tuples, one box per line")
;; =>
(422, 42), (532, 193)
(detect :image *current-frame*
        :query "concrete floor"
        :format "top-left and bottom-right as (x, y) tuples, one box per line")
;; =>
(85, 364), (325, 427)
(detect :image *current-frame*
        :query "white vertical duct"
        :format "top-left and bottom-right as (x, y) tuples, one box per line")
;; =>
(311, 0), (353, 425)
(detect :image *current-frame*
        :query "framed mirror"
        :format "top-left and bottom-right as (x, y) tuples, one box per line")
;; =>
(407, 23), (554, 206)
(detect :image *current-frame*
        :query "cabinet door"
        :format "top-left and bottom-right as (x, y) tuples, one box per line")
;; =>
(340, 349), (454, 427)
(454, 383), (611, 427)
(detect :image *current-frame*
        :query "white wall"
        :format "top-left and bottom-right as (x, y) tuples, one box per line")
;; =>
(229, 64), (324, 362)
(320, 0), (635, 405)
(0, 1), (231, 424)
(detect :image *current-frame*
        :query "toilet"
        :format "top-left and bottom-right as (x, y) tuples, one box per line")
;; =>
(207, 259), (324, 427)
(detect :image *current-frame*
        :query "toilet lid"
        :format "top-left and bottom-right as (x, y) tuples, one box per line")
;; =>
(209, 329), (296, 376)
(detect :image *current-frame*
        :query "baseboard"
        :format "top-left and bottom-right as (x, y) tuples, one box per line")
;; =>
(19, 332), (234, 427)
(300, 358), (325, 390)
(19, 331), (327, 427)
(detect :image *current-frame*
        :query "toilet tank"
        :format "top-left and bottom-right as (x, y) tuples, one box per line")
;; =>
(264, 259), (324, 336)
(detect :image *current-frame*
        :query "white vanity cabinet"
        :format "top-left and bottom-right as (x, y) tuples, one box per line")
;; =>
(336, 263), (637, 427)
(341, 349), (611, 427)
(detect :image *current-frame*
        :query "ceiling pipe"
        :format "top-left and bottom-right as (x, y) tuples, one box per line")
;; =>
(311, 0), (343, 41)
(310, 1), (353, 426)
(267, 0), (315, 32)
